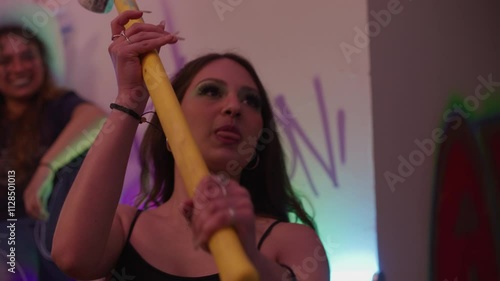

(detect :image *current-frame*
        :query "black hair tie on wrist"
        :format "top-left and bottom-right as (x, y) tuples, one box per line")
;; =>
(110, 103), (166, 134)
(110, 103), (145, 123)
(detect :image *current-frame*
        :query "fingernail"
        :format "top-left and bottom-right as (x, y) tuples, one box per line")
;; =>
(172, 31), (185, 41)
(140, 10), (152, 13)
(159, 20), (166, 26)
(215, 173), (229, 185)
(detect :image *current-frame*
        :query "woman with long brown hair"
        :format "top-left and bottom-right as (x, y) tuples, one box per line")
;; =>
(53, 10), (329, 281)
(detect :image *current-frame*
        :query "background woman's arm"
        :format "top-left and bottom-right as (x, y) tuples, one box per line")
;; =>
(24, 102), (106, 219)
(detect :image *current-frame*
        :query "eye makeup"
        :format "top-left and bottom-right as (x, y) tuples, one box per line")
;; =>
(238, 87), (262, 111)
(194, 79), (226, 98)
(192, 78), (262, 111)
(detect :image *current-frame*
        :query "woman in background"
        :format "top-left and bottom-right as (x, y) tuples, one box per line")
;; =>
(0, 3), (105, 281)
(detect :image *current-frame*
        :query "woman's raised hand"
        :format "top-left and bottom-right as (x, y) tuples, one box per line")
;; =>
(181, 176), (258, 259)
(108, 10), (178, 99)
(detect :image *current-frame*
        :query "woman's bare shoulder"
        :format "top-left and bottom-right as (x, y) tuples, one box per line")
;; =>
(267, 222), (330, 279)
(272, 222), (320, 242)
(257, 219), (321, 250)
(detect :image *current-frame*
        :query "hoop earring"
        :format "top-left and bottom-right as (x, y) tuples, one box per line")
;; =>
(166, 138), (172, 152)
(245, 154), (260, 170)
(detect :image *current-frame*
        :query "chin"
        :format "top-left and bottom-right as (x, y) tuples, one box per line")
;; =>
(205, 156), (248, 178)
(8, 87), (39, 101)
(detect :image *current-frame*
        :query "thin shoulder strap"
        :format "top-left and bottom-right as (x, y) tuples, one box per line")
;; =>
(125, 209), (142, 243)
(257, 220), (281, 250)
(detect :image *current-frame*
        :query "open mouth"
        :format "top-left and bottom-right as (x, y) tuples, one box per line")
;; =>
(9, 75), (33, 88)
(215, 125), (242, 144)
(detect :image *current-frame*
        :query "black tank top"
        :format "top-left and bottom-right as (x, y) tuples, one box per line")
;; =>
(111, 210), (282, 281)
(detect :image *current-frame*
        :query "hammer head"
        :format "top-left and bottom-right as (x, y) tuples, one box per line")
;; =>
(78, 0), (114, 13)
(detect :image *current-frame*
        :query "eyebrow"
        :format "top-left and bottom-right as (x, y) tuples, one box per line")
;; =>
(239, 86), (260, 96)
(197, 78), (259, 92)
(197, 78), (224, 85)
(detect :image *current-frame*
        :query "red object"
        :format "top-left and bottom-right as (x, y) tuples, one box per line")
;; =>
(431, 116), (500, 281)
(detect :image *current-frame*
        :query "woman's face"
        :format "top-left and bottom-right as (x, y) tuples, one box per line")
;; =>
(181, 58), (264, 176)
(0, 34), (45, 103)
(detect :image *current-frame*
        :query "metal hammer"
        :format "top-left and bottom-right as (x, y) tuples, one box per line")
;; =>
(78, 1), (259, 280)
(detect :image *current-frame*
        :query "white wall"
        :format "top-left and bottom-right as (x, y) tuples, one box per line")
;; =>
(370, 0), (500, 280)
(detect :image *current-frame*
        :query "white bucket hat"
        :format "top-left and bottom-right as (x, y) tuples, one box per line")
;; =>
(0, 2), (66, 85)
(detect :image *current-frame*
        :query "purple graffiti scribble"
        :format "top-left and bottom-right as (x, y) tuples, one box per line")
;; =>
(274, 76), (345, 195)
(338, 109), (346, 164)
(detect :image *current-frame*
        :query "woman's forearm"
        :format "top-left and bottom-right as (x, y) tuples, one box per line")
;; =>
(52, 97), (146, 269)
(40, 103), (105, 168)
(34, 104), (105, 212)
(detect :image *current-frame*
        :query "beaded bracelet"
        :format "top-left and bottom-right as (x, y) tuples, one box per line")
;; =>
(110, 103), (146, 123)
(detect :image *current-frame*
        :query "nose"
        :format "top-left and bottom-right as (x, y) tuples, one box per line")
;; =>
(221, 93), (241, 118)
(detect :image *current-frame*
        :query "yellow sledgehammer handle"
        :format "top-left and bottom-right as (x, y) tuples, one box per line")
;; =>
(113, 1), (259, 281)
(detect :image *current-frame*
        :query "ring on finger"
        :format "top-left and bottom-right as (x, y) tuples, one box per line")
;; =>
(120, 30), (132, 44)
(220, 185), (227, 197)
(111, 30), (132, 43)
(172, 31), (186, 41)
(228, 207), (236, 224)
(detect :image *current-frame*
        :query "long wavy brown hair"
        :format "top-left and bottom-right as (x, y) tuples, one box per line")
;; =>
(0, 26), (64, 186)
(137, 53), (316, 229)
